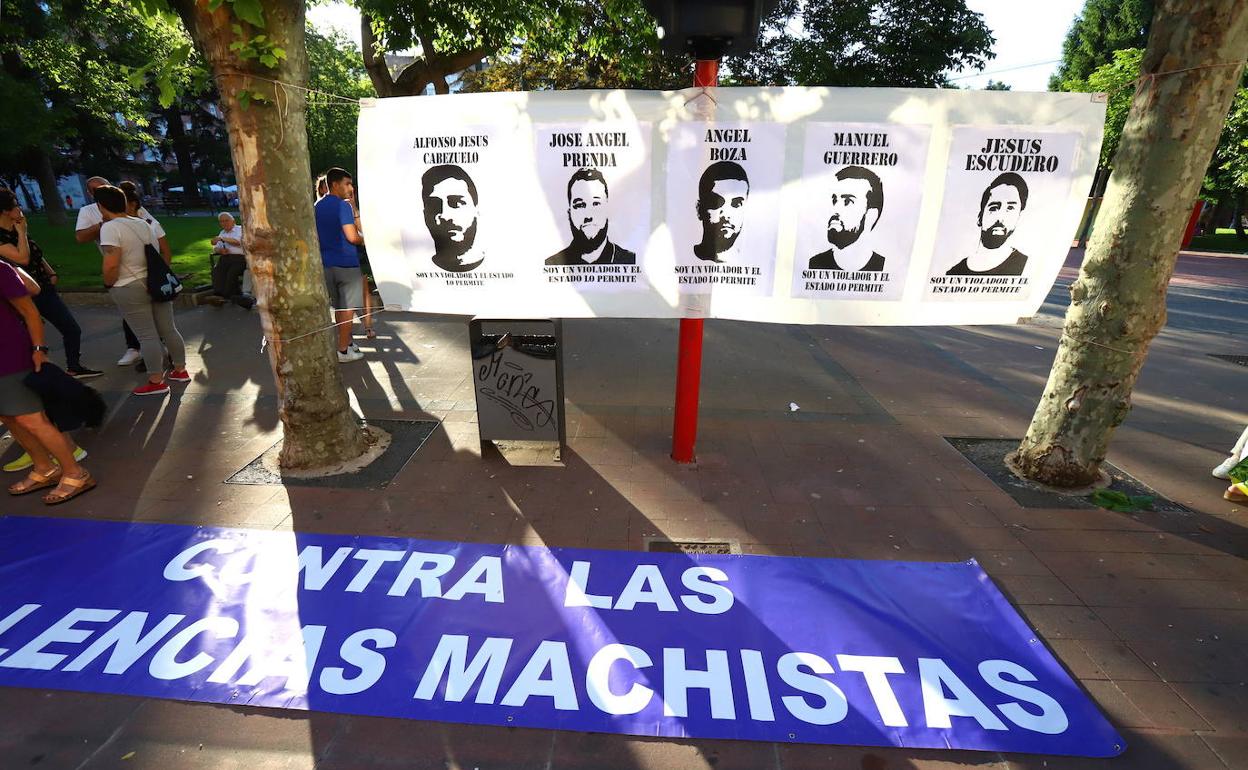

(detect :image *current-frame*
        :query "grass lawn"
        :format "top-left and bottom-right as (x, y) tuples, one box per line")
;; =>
(24, 213), (219, 290)
(1188, 228), (1248, 255)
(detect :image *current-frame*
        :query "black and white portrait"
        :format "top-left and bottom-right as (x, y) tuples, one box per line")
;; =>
(946, 172), (1030, 277)
(808, 165), (886, 272)
(422, 164), (484, 273)
(694, 160), (750, 262)
(545, 168), (636, 266)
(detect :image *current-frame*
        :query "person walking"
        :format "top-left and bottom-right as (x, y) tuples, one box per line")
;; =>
(0, 261), (95, 504)
(0, 189), (101, 379)
(94, 185), (191, 396)
(314, 168), (366, 363)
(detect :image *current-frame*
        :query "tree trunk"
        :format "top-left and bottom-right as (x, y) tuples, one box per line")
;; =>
(32, 149), (67, 227)
(164, 105), (203, 206)
(1011, 1), (1248, 487)
(173, 0), (366, 470)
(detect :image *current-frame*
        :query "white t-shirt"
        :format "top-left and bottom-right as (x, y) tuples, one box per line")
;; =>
(77, 204), (164, 253)
(100, 217), (156, 288)
(215, 224), (245, 255)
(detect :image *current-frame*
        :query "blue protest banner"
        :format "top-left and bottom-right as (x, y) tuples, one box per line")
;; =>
(0, 517), (1122, 756)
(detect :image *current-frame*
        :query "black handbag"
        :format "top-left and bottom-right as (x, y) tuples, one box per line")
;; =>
(144, 239), (183, 303)
(115, 217), (183, 302)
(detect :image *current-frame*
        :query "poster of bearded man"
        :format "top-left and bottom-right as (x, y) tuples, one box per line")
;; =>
(790, 123), (932, 301)
(666, 122), (786, 296)
(925, 127), (1082, 302)
(533, 123), (652, 292)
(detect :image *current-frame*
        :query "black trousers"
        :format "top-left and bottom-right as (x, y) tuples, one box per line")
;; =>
(213, 254), (248, 299)
(33, 285), (82, 369)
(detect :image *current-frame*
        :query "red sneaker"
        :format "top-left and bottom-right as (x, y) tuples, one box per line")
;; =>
(132, 380), (170, 397)
(167, 368), (192, 384)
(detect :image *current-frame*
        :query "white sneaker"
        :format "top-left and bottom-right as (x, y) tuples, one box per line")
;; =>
(350, 342), (362, 354)
(1213, 456), (1239, 480)
(337, 347), (364, 363)
(117, 349), (142, 366)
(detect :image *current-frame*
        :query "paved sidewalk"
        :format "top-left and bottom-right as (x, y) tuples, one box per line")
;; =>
(0, 252), (1245, 769)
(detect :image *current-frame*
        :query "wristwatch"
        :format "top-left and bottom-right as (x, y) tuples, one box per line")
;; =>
(31, 345), (49, 353)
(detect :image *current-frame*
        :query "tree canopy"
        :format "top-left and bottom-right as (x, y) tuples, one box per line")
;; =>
(728, 0), (995, 88)
(306, 24), (375, 176)
(1049, 0), (1153, 89)
(0, 0), (187, 182)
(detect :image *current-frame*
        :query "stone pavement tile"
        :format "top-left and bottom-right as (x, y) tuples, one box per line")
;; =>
(1127, 639), (1248, 684)
(903, 526), (1026, 553)
(1064, 577), (1248, 610)
(1092, 608), (1248, 644)
(1199, 733), (1248, 769)
(554, 733), (777, 770)
(969, 550), (1054, 577)
(1113, 681), (1212, 731)
(917, 503), (1004, 529)
(134, 498), (292, 530)
(779, 743), (1007, 770)
(1017, 605), (1117, 641)
(987, 507), (1160, 532)
(1047, 638), (1158, 681)
(1017, 530), (1230, 556)
(1005, 730), (1227, 769)
(0, 688), (144, 770)
(1034, 552), (1230, 582)
(989, 574), (1082, 605)
(1169, 682), (1248, 734)
(316, 717), (553, 770)
(89, 701), (334, 770)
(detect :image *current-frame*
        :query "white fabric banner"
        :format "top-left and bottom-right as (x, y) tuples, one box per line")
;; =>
(358, 87), (1105, 325)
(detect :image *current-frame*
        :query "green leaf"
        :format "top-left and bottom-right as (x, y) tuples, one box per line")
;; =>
(229, 0), (266, 28)
(238, 89), (252, 110)
(259, 54), (277, 68)
(1089, 489), (1151, 513)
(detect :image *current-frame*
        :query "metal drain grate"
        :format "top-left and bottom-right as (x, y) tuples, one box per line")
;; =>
(646, 538), (740, 555)
(1209, 354), (1248, 367)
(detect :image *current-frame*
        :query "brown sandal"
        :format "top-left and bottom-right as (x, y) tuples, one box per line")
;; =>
(42, 472), (96, 505)
(9, 467), (61, 496)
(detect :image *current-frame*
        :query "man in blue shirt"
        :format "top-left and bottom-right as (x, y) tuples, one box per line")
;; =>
(315, 167), (365, 362)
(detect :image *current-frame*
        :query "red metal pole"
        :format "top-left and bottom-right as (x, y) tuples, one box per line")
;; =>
(1180, 199), (1204, 250)
(671, 59), (719, 464)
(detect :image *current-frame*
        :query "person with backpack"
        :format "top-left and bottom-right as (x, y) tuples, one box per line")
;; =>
(95, 185), (190, 396)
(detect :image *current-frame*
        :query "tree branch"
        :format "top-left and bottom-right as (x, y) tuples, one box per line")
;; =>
(360, 15), (396, 97)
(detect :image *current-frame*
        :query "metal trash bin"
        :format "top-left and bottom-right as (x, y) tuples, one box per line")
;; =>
(468, 318), (566, 457)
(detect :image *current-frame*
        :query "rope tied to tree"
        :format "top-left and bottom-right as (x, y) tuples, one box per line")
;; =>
(1107, 60), (1247, 100)
(1059, 330), (1137, 356)
(260, 306), (396, 353)
(212, 71), (363, 107)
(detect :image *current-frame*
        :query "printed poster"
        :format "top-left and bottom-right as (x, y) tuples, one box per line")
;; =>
(791, 123), (932, 301)
(667, 123), (786, 296)
(400, 124), (519, 292)
(533, 123), (652, 291)
(925, 128), (1082, 302)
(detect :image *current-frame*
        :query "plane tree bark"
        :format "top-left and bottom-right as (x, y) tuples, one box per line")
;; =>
(172, 0), (367, 469)
(1011, 0), (1248, 487)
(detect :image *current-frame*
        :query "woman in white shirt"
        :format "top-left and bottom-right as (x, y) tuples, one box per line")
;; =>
(94, 186), (190, 397)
